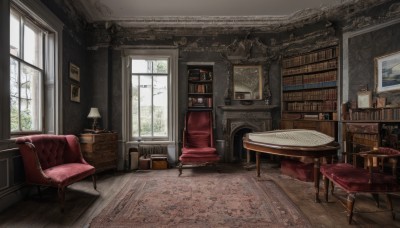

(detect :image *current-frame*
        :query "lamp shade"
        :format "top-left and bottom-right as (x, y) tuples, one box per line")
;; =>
(87, 107), (101, 118)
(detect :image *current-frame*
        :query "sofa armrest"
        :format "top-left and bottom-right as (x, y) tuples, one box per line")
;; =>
(18, 143), (52, 185)
(65, 135), (89, 164)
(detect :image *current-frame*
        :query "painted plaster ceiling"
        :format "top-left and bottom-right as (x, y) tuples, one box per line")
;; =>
(73, 0), (358, 27)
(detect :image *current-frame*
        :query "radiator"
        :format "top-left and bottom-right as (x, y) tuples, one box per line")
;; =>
(139, 145), (168, 156)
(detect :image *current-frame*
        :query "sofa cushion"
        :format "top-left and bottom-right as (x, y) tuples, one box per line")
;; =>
(43, 163), (95, 188)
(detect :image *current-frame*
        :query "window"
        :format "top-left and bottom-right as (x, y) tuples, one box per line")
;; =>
(8, 0), (62, 136)
(131, 59), (169, 140)
(10, 9), (44, 133)
(123, 49), (178, 142)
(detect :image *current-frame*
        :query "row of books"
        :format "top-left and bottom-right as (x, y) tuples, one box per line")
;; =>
(286, 100), (337, 112)
(282, 59), (337, 76)
(283, 88), (337, 101)
(282, 47), (339, 68)
(188, 97), (213, 108)
(282, 112), (335, 120)
(188, 69), (213, 81)
(352, 133), (379, 147)
(283, 70), (337, 86)
(188, 84), (212, 93)
(348, 108), (400, 121)
(283, 81), (336, 91)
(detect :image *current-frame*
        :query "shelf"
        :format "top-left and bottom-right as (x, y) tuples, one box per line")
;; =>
(283, 81), (336, 91)
(282, 56), (338, 69)
(187, 65), (213, 110)
(283, 110), (337, 113)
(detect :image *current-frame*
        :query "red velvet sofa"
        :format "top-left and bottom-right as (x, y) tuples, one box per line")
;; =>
(16, 134), (96, 211)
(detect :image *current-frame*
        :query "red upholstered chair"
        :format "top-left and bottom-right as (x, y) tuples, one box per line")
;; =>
(16, 134), (96, 211)
(320, 147), (400, 224)
(178, 111), (220, 175)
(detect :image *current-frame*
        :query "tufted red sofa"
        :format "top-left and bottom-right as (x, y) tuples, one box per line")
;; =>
(16, 134), (96, 211)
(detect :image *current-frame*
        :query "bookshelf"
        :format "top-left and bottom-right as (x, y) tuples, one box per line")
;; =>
(280, 46), (339, 138)
(187, 65), (213, 110)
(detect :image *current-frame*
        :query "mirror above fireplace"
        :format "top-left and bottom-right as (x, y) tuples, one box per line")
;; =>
(233, 65), (263, 100)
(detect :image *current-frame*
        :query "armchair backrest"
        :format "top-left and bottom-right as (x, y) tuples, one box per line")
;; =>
(16, 134), (83, 170)
(184, 111), (214, 148)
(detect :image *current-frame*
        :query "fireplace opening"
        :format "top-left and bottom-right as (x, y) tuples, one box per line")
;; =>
(233, 128), (253, 162)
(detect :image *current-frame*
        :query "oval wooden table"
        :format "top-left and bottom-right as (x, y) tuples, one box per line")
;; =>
(243, 132), (340, 203)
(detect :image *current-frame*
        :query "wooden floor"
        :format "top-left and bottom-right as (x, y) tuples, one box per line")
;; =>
(1, 162), (400, 227)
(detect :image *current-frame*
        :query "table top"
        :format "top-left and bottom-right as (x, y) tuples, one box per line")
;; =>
(243, 130), (340, 158)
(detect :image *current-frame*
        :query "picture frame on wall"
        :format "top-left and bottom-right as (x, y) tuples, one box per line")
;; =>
(357, 91), (372, 108)
(375, 51), (400, 93)
(71, 84), (80, 103)
(69, 63), (80, 82)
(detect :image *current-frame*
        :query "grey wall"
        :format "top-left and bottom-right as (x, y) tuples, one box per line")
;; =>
(348, 22), (400, 105)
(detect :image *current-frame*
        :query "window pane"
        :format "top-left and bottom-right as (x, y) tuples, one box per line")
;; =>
(131, 76), (139, 137)
(20, 64), (41, 131)
(132, 60), (151, 74)
(139, 75), (152, 136)
(23, 21), (42, 68)
(152, 60), (168, 74)
(10, 58), (19, 131)
(10, 11), (20, 57)
(153, 76), (168, 137)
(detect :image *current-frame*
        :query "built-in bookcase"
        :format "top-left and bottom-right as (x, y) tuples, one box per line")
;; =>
(187, 65), (213, 110)
(280, 46), (339, 138)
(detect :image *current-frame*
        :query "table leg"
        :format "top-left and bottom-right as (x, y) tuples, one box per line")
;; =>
(314, 157), (321, 203)
(247, 149), (250, 165)
(256, 151), (260, 177)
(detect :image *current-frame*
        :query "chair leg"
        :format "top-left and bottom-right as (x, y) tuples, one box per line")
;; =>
(387, 194), (395, 220)
(347, 193), (356, 224)
(323, 176), (329, 202)
(37, 186), (42, 199)
(92, 175), (97, 190)
(372, 193), (380, 207)
(330, 182), (335, 195)
(58, 187), (65, 213)
(178, 163), (183, 176)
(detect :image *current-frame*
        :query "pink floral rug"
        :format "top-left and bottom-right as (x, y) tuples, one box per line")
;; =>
(90, 173), (311, 227)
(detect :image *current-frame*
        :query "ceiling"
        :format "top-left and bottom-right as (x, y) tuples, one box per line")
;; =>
(74, 0), (353, 27)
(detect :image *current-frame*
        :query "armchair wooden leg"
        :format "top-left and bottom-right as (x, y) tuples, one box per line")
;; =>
(323, 176), (329, 202)
(347, 193), (356, 224)
(372, 193), (380, 207)
(330, 182), (335, 195)
(58, 187), (65, 213)
(92, 175), (97, 190)
(178, 163), (183, 176)
(387, 194), (395, 220)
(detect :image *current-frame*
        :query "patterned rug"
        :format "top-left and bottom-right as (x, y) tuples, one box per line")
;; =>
(90, 173), (311, 227)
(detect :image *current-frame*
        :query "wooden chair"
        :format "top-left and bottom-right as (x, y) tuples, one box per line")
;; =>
(320, 147), (400, 224)
(178, 111), (220, 175)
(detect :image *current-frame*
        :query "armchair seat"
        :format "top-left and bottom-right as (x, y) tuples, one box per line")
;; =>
(182, 147), (216, 154)
(321, 163), (399, 193)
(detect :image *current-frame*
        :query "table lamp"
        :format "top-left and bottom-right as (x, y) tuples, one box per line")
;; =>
(87, 107), (101, 130)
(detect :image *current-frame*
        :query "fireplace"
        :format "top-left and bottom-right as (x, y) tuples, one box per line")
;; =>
(218, 105), (277, 162)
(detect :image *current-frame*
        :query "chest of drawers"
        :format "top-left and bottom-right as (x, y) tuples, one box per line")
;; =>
(80, 133), (118, 173)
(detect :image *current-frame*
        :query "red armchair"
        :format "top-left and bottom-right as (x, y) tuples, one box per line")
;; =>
(16, 134), (96, 211)
(179, 111), (220, 175)
(320, 147), (400, 224)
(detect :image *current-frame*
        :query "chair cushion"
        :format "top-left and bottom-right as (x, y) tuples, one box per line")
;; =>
(187, 132), (210, 148)
(321, 163), (400, 193)
(179, 154), (220, 163)
(43, 163), (95, 188)
(182, 147), (216, 154)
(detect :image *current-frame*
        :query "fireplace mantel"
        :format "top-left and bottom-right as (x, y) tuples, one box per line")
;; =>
(218, 105), (278, 162)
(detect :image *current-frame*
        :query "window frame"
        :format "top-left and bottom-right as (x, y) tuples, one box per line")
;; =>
(7, 0), (63, 138)
(122, 49), (178, 143)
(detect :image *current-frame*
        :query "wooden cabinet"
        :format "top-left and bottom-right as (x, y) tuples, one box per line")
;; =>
(187, 65), (213, 110)
(80, 133), (118, 173)
(280, 46), (339, 138)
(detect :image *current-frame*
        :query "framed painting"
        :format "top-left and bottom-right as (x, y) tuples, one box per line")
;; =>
(375, 51), (400, 93)
(69, 63), (80, 82)
(71, 84), (80, 103)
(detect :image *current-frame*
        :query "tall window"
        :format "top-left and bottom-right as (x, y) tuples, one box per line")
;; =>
(10, 8), (45, 133)
(131, 59), (169, 140)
